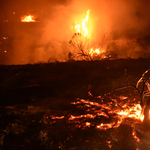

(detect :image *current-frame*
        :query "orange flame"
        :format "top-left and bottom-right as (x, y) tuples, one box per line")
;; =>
(72, 9), (107, 59)
(70, 98), (144, 130)
(132, 128), (140, 143)
(74, 9), (90, 37)
(51, 96), (144, 131)
(49, 94), (144, 143)
(21, 15), (36, 22)
(89, 48), (106, 56)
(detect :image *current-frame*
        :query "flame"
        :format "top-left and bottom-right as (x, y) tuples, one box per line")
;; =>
(74, 9), (90, 37)
(72, 9), (107, 59)
(70, 98), (144, 130)
(49, 94), (144, 144)
(85, 122), (91, 127)
(50, 116), (64, 119)
(50, 96), (144, 131)
(89, 48), (105, 56)
(132, 128), (140, 143)
(21, 15), (36, 22)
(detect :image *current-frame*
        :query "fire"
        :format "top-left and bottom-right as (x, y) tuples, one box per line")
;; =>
(89, 48), (105, 56)
(70, 98), (144, 130)
(116, 104), (143, 120)
(74, 9), (90, 37)
(71, 9), (107, 60)
(48, 70), (150, 145)
(132, 128), (140, 143)
(49, 94), (144, 144)
(21, 15), (36, 22)
(85, 122), (91, 127)
(50, 96), (144, 131)
(50, 116), (64, 119)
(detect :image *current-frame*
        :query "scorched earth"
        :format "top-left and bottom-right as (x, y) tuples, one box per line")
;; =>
(0, 59), (150, 150)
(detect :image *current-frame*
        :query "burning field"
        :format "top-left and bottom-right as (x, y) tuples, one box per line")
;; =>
(0, 59), (150, 150)
(1, 0), (150, 149)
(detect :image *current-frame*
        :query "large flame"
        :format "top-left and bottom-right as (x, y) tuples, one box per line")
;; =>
(74, 9), (90, 37)
(21, 15), (36, 22)
(89, 48), (105, 57)
(72, 9), (106, 59)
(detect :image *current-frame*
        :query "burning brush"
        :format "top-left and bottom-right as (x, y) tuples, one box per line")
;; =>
(110, 69), (150, 125)
(69, 9), (109, 61)
(49, 69), (150, 145)
(137, 69), (150, 125)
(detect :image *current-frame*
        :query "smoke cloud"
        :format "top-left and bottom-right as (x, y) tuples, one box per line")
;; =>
(0, 0), (150, 64)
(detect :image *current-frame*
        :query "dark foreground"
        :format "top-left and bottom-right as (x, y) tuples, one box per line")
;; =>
(0, 59), (150, 150)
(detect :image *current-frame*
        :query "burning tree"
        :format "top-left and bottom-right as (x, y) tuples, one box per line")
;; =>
(69, 9), (109, 61)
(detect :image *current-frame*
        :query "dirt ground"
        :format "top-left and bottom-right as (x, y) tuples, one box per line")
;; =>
(0, 58), (150, 150)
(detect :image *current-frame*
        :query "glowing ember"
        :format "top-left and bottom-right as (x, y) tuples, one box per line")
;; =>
(50, 95), (144, 131)
(106, 140), (112, 148)
(85, 122), (91, 127)
(71, 9), (107, 60)
(47, 69), (150, 147)
(132, 128), (140, 143)
(21, 15), (36, 22)
(50, 116), (64, 119)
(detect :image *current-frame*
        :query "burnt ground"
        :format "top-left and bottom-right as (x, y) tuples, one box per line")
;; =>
(0, 58), (150, 150)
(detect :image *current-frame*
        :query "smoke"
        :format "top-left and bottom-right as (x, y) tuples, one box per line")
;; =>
(1, 0), (150, 64)
(2, 0), (74, 64)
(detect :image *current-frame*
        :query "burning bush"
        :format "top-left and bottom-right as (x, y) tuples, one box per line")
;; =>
(69, 9), (111, 61)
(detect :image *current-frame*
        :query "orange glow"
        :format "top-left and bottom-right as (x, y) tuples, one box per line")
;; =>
(68, 114), (96, 120)
(50, 96), (144, 131)
(21, 15), (36, 22)
(106, 141), (112, 148)
(48, 94), (144, 144)
(74, 9), (90, 37)
(89, 48), (105, 56)
(72, 9), (107, 59)
(85, 122), (91, 127)
(132, 128), (140, 143)
(50, 116), (64, 119)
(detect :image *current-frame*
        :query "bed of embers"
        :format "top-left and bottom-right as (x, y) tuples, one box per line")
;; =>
(0, 59), (150, 150)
